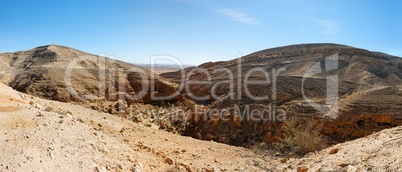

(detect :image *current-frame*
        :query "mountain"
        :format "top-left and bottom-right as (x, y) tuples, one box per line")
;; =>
(162, 43), (402, 146)
(0, 45), (185, 114)
(1, 43), (401, 151)
(1, 72), (401, 171)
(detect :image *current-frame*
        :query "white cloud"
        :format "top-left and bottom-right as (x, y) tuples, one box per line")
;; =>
(313, 19), (339, 36)
(292, 15), (340, 36)
(218, 8), (260, 25)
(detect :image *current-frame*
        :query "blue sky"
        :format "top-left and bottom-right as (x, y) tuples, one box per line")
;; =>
(0, 0), (401, 65)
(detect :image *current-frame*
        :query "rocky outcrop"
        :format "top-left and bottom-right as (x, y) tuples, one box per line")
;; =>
(0, 45), (186, 112)
(163, 43), (402, 147)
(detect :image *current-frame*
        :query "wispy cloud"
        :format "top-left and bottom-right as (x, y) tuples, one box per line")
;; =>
(178, 0), (260, 25)
(312, 19), (339, 36)
(218, 8), (260, 25)
(293, 15), (340, 36)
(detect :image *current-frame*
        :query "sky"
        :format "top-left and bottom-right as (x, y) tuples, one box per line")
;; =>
(0, 0), (401, 65)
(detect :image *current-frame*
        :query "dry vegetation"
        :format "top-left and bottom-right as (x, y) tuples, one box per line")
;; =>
(279, 118), (325, 155)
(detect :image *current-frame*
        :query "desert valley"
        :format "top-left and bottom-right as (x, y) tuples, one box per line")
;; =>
(0, 44), (401, 171)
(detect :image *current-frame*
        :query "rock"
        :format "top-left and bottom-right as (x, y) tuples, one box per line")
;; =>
(36, 112), (44, 117)
(114, 100), (128, 112)
(77, 118), (85, 123)
(133, 162), (143, 172)
(95, 165), (106, 172)
(233, 115), (242, 127)
(218, 136), (230, 144)
(90, 105), (99, 110)
(177, 162), (192, 172)
(265, 132), (273, 140)
(329, 147), (339, 154)
(166, 167), (180, 172)
(35, 103), (43, 110)
(338, 163), (349, 167)
(107, 108), (115, 114)
(346, 165), (358, 172)
(296, 166), (308, 172)
(209, 119), (219, 127)
(196, 133), (202, 140)
(44, 106), (53, 112)
(20, 93), (27, 99)
(120, 127), (127, 133)
(205, 134), (215, 140)
(203, 167), (215, 172)
(165, 157), (174, 165)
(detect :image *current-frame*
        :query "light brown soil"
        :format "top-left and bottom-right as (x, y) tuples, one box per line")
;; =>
(0, 82), (401, 171)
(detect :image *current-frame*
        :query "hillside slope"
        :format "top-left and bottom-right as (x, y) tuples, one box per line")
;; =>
(1, 82), (401, 171)
(162, 43), (402, 146)
(1, 44), (401, 160)
(0, 45), (184, 113)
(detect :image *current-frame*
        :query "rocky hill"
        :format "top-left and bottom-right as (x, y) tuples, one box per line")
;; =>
(0, 45), (185, 114)
(162, 43), (402, 147)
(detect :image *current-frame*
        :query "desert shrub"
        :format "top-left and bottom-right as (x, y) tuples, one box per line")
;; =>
(279, 118), (323, 155)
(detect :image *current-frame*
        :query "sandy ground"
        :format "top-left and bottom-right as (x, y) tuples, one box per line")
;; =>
(0, 82), (401, 171)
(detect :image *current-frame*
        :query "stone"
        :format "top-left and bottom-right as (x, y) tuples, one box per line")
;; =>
(44, 106), (53, 112)
(280, 158), (289, 163)
(165, 157), (174, 165)
(204, 167), (215, 172)
(36, 112), (44, 117)
(206, 134), (215, 140)
(329, 147), (339, 154)
(233, 115), (242, 127)
(296, 166), (308, 172)
(196, 133), (202, 139)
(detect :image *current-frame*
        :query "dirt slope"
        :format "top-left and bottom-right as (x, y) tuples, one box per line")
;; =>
(0, 82), (271, 171)
(1, 78), (401, 171)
